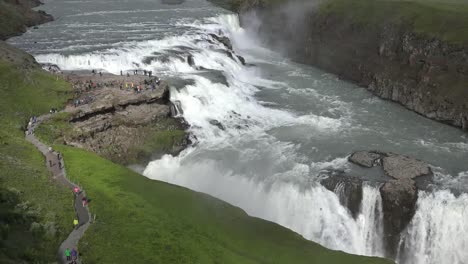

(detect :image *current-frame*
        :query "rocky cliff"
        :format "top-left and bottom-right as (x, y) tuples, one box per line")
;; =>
(212, 0), (468, 131)
(0, 0), (53, 40)
(41, 73), (190, 165)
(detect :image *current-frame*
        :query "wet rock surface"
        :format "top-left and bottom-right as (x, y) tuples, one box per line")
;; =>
(349, 151), (382, 168)
(321, 170), (363, 219)
(348, 151), (432, 258)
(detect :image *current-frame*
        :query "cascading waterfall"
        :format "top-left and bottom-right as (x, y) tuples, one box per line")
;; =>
(397, 190), (468, 264)
(20, 2), (468, 262)
(357, 185), (385, 256)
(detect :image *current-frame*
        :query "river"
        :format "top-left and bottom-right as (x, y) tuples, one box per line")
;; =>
(8, 0), (468, 263)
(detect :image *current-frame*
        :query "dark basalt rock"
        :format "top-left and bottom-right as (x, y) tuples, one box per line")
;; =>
(356, 151), (431, 257)
(236, 55), (246, 65)
(209, 119), (225, 130)
(187, 54), (195, 67)
(209, 33), (233, 50)
(321, 170), (363, 219)
(380, 179), (418, 258)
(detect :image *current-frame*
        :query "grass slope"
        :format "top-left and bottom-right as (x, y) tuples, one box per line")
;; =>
(0, 53), (74, 262)
(319, 0), (468, 44)
(55, 145), (393, 264)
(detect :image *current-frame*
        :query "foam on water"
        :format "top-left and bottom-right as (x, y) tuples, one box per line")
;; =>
(27, 8), (468, 263)
(397, 190), (468, 264)
(143, 152), (384, 256)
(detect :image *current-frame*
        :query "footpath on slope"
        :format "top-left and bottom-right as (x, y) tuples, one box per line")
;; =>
(26, 114), (91, 264)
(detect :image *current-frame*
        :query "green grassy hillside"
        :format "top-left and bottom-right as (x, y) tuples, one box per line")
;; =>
(53, 145), (393, 264)
(320, 0), (468, 44)
(0, 41), (393, 264)
(0, 46), (74, 263)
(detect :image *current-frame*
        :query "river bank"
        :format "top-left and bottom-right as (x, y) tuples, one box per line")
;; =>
(0, 1), (396, 263)
(210, 0), (468, 132)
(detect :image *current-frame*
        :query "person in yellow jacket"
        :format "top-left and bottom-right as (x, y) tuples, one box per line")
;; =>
(73, 219), (79, 229)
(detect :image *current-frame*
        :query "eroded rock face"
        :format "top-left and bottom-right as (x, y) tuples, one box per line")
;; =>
(321, 171), (363, 219)
(346, 150), (432, 257)
(380, 179), (418, 258)
(64, 75), (189, 165)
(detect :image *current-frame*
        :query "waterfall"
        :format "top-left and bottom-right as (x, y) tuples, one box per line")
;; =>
(397, 190), (468, 264)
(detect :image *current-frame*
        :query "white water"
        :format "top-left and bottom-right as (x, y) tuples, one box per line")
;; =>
(398, 191), (468, 264)
(11, 1), (468, 262)
(142, 14), (384, 257)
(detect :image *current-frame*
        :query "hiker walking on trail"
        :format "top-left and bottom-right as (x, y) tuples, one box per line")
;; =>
(65, 248), (71, 261)
(71, 248), (78, 260)
(49, 160), (53, 167)
(82, 197), (88, 207)
(73, 219), (78, 228)
(58, 161), (62, 169)
(73, 186), (80, 195)
(57, 152), (61, 160)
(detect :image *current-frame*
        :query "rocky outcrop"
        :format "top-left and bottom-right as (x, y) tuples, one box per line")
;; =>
(348, 151), (432, 258)
(63, 74), (189, 165)
(349, 151), (382, 168)
(209, 33), (233, 50)
(321, 170), (363, 219)
(0, 0), (54, 40)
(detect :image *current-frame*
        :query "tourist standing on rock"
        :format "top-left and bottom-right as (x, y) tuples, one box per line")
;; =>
(99, 71), (102, 77)
(65, 248), (71, 261)
(144, 70), (147, 76)
(120, 70), (123, 76)
(149, 71), (152, 77)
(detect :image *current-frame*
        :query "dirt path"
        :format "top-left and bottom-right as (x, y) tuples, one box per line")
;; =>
(26, 114), (91, 264)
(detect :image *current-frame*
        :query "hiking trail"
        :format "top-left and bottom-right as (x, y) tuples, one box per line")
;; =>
(26, 113), (91, 264)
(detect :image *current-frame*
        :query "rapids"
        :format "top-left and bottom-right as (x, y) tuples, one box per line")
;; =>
(8, 0), (468, 263)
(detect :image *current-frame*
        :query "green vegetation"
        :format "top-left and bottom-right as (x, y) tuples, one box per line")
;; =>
(319, 0), (468, 44)
(36, 114), (187, 165)
(56, 145), (393, 264)
(133, 119), (187, 161)
(0, 54), (74, 262)
(34, 112), (73, 145)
